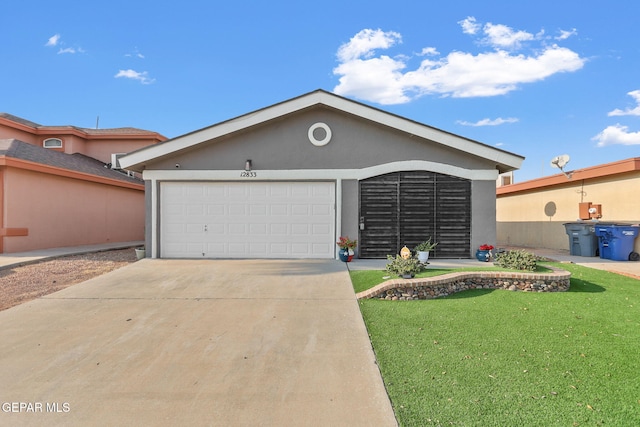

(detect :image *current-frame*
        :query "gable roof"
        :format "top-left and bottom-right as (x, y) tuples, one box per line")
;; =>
(120, 89), (524, 173)
(0, 138), (143, 186)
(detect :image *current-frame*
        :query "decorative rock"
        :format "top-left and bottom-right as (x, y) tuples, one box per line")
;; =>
(357, 267), (571, 300)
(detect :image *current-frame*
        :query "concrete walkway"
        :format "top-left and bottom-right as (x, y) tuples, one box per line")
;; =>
(0, 241), (144, 270)
(0, 259), (397, 426)
(347, 247), (640, 279)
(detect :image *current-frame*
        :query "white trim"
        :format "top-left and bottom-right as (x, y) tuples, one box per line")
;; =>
(142, 161), (499, 182)
(335, 179), (342, 260)
(43, 138), (63, 148)
(120, 90), (523, 171)
(151, 178), (158, 258)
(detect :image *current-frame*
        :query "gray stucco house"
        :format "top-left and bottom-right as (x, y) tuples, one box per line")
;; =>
(120, 90), (523, 260)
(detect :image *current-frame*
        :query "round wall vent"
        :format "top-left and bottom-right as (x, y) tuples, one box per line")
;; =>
(308, 122), (332, 146)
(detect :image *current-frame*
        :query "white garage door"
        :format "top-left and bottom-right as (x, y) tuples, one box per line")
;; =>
(160, 181), (336, 259)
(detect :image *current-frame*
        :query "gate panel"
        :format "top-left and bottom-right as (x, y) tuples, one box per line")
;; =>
(358, 174), (399, 258)
(434, 175), (471, 258)
(399, 171), (436, 255)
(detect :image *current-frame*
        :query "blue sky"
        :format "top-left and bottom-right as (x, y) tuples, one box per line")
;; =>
(2, 0), (639, 182)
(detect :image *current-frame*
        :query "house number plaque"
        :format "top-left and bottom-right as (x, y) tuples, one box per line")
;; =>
(240, 171), (257, 178)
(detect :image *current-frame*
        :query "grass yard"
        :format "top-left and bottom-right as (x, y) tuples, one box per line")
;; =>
(355, 263), (640, 426)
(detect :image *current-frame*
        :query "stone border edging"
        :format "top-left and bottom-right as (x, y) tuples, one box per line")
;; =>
(356, 266), (571, 301)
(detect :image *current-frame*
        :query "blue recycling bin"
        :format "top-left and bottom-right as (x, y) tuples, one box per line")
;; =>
(563, 223), (598, 257)
(594, 224), (640, 261)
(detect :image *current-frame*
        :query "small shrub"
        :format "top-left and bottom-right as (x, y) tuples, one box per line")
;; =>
(386, 255), (425, 277)
(494, 249), (537, 271)
(414, 238), (438, 253)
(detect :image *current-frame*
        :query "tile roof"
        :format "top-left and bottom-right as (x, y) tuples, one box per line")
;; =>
(0, 113), (42, 128)
(0, 138), (144, 185)
(0, 112), (162, 137)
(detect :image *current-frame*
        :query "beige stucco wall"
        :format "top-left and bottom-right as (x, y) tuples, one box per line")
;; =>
(3, 168), (145, 252)
(497, 172), (640, 254)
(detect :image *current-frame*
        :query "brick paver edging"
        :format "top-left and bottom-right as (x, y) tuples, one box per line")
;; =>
(356, 266), (571, 301)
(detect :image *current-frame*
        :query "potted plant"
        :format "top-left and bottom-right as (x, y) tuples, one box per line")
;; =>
(476, 244), (494, 262)
(414, 238), (438, 263)
(386, 254), (424, 278)
(135, 247), (146, 260)
(336, 236), (357, 262)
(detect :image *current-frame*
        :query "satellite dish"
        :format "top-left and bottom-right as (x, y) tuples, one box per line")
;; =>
(549, 154), (573, 179)
(550, 154), (570, 169)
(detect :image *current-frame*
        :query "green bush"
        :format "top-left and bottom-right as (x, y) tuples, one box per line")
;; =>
(385, 255), (425, 277)
(494, 249), (537, 271)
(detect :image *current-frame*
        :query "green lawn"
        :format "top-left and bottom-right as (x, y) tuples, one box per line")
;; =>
(354, 263), (640, 426)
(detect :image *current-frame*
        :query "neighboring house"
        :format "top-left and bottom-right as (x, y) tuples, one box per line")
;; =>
(0, 113), (166, 253)
(121, 90), (524, 260)
(496, 157), (640, 254)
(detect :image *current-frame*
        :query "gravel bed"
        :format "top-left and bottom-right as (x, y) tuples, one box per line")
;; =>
(0, 249), (138, 311)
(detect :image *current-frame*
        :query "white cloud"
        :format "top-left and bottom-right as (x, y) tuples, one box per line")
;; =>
(457, 117), (519, 126)
(45, 34), (84, 54)
(114, 69), (155, 85)
(58, 47), (85, 55)
(418, 47), (439, 56)
(556, 28), (578, 40)
(125, 48), (145, 59)
(608, 90), (640, 116)
(592, 124), (640, 147)
(482, 22), (535, 49)
(337, 29), (402, 62)
(45, 34), (61, 47)
(333, 19), (586, 105)
(459, 17), (480, 35)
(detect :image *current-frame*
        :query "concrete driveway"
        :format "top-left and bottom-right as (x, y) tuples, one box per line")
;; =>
(0, 259), (397, 426)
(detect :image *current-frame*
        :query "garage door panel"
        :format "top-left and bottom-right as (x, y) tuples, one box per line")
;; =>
(207, 205), (225, 215)
(228, 223), (246, 234)
(250, 224), (267, 234)
(270, 224), (288, 235)
(228, 205), (246, 216)
(313, 224), (331, 235)
(291, 205), (309, 215)
(270, 205), (288, 216)
(186, 224), (204, 233)
(206, 242), (225, 253)
(291, 224), (309, 235)
(161, 182), (335, 258)
(250, 204), (268, 216)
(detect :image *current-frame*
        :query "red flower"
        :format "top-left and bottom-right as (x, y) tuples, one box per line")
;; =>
(479, 244), (494, 251)
(337, 236), (357, 249)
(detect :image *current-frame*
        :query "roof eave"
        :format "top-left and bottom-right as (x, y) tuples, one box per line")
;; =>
(497, 157), (640, 195)
(119, 90), (524, 172)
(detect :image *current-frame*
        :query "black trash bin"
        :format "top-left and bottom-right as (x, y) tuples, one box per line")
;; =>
(594, 224), (640, 261)
(564, 222), (599, 257)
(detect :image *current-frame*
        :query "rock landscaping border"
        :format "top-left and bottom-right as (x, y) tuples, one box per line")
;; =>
(356, 266), (571, 301)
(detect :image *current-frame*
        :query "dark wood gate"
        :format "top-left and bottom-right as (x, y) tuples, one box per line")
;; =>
(359, 171), (471, 258)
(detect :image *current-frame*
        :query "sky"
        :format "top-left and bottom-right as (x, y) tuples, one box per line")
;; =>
(2, 0), (639, 182)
